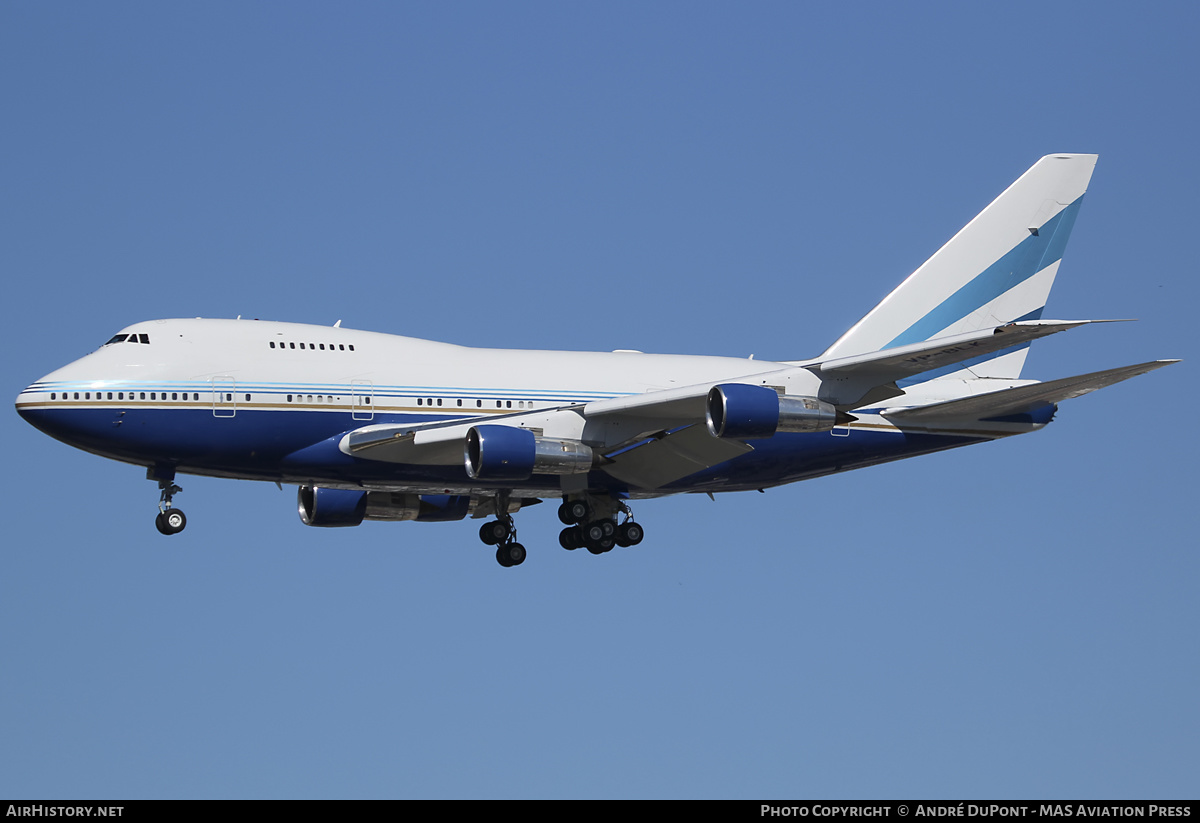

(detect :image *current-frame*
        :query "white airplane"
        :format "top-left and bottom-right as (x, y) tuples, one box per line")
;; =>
(15, 154), (1177, 567)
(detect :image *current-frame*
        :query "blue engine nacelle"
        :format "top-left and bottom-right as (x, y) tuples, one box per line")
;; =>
(706, 383), (839, 439)
(298, 486), (367, 527)
(464, 425), (593, 481)
(298, 486), (471, 527)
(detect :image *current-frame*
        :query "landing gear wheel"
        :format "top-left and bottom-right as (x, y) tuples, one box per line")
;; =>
(156, 508), (186, 535)
(496, 542), (526, 567)
(559, 526), (582, 550)
(616, 522), (643, 547)
(586, 536), (615, 555)
(559, 499), (590, 524)
(583, 521), (615, 554)
(479, 519), (510, 546)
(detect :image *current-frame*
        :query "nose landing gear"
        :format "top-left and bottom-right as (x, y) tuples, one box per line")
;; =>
(150, 469), (186, 535)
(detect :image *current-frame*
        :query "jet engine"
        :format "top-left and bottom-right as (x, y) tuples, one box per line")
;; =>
(298, 486), (471, 527)
(706, 383), (840, 439)
(464, 424), (594, 481)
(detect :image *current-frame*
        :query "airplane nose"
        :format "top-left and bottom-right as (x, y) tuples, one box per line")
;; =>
(16, 380), (55, 431)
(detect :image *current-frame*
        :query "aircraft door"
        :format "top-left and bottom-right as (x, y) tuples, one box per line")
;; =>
(212, 376), (236, 418)
(351, 380), (374, 420)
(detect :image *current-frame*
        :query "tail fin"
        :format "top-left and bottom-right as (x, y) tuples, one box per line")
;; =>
(820, 154), (1098, 380)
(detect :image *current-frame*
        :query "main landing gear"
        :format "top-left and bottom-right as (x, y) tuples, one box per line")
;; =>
(478, 509), (526, 568)
(477, 492), (645, 566)
(150, 470), (187, 536)
(556, 496), (644, 555)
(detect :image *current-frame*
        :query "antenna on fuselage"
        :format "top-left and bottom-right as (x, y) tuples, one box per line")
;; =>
(334, 319), (342, 327)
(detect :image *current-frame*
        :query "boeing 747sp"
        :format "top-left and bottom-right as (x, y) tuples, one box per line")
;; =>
(15, 154), (1177, 566)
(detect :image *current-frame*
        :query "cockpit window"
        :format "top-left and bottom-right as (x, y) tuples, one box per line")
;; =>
(103, 333), (150, 346)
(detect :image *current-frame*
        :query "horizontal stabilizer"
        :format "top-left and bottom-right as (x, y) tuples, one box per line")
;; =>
(885, 360), (1179, 422)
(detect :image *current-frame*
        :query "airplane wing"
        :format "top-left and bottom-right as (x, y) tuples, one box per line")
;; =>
(883, 360), (1180, 423)
(342, 417), (485, 465)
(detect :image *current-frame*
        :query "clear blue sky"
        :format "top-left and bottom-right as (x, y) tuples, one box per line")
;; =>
(2, 1), (1196, 799)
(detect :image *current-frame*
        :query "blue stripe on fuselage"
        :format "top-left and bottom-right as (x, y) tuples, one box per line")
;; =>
(17, 405), (989, 494)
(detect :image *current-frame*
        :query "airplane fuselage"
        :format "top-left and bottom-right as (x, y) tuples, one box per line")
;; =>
(16, 318), (984, 498)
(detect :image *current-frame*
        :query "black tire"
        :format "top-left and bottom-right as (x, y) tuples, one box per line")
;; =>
(497, 542), (526, 567)
(155, 512), (169, 535)
(160, 509), (186, 535)
(557, 502), (575, 525)
(559, 527), (580, 550)
(567, 500), (590, 523)
(479, 520), (508, 545)
(619, 522), (644, 546)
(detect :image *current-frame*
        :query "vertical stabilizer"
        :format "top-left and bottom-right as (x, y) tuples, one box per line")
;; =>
(820, 154), (1098, 380)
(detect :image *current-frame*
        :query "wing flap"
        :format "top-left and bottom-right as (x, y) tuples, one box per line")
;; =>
(600, 425), (754, 489)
